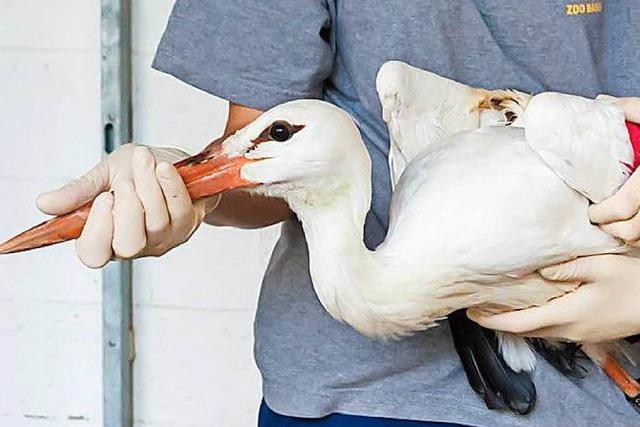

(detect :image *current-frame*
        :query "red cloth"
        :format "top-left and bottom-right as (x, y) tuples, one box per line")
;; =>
(627, 121), (640, 171)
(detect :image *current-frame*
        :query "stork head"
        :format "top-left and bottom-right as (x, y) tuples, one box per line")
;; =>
(0, 100), (373, 255)
(189, 99), (372, 210)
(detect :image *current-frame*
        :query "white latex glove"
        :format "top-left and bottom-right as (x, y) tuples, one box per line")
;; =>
(37, 144), (219, 268)
(469, 255), (640, 343)
(469, 98), (640, 342)
(589, 97), (640, 246)
(619, 97), (640, 123)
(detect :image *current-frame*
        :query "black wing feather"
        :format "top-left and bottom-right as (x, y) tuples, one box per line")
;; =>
(528, 338), (587, 379)
(449, 310), (537, 415)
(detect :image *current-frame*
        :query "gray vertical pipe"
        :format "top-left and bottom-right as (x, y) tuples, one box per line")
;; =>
(101, 1), (134, 426)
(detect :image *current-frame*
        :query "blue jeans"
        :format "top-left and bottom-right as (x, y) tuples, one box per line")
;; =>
(258, 401), (467, 427)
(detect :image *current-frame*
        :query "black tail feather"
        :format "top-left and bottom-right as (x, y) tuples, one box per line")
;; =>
(449, 310), (537, 415)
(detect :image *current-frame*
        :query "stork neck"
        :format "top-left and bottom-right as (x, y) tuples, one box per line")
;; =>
(294, 186), (384, 330)
(290, 165), (446, 337)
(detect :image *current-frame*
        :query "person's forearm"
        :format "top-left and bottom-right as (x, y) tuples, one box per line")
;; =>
(204, 191), (292, 228)
(203, 102), (293, 228)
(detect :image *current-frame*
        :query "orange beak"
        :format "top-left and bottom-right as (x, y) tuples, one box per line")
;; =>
(0, 139), (256, 254)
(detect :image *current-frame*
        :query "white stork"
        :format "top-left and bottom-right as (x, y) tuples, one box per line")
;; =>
(2, 60), (639, 415)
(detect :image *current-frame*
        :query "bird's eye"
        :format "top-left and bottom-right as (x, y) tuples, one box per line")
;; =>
(254, 121), (303, 146)
(269, 122), (293, 142)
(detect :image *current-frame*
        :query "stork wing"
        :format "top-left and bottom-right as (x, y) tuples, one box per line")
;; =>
(376, 61), (486, 188)
(524, 92), (633, 203)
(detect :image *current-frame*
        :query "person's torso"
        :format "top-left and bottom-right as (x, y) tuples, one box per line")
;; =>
(257, 2), (640, 425)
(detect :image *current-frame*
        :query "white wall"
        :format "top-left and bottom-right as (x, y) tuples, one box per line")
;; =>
(0, 1), (274, 425)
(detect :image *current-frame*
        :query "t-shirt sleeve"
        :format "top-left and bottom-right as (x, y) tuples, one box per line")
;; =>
(152, 0), (334, 111)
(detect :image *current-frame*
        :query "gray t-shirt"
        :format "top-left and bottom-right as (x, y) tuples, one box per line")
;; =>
(153, 1), (640, 425)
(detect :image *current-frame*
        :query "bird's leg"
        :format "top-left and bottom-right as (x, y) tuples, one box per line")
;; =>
(601, 354), (640, 409)
(584, 344), (640, 413)
(476, 89), (532, 125)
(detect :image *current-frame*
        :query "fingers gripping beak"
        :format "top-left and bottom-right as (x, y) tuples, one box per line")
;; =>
(0, 138), (257, 254)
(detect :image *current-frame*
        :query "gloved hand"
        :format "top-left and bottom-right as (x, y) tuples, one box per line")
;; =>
(37, 144), (220, 268)
(619, 97), (640, 123)
(468, 98), (640, 342)
(468, 255), (640, 343)
(589, 97), (640, 246)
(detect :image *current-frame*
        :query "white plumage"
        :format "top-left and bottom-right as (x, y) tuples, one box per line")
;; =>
(374, 61), (633, 371)
(218, 61), (635, 375)
(524, 91), (632, 203)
